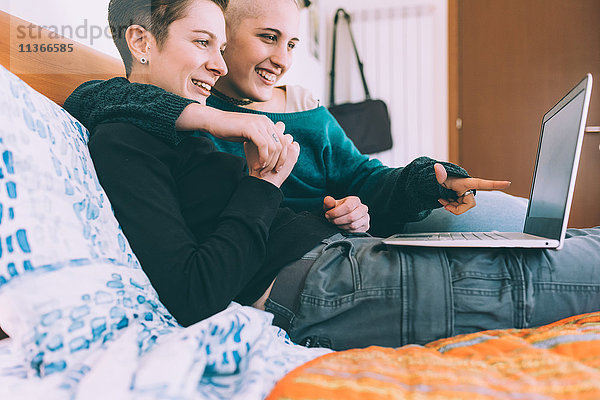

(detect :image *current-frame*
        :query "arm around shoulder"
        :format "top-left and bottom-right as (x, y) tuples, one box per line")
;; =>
(64, 78), (198, 146)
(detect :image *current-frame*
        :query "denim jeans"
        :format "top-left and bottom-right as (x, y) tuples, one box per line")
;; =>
(265, 227), (600, 351)
(403, 190), (529, 233)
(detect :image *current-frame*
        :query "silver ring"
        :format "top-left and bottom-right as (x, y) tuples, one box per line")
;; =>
(271, 133), (279, 143)
(461, 189), (476, 197)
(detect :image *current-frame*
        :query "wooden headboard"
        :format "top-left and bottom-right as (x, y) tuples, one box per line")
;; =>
(0, 10), (124, 106)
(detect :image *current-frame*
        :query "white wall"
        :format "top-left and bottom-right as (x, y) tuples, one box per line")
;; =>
(318, 0), (449, 164)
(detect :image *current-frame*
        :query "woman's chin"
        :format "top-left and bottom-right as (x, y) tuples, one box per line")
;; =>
(184, 91), (208, 104)
(248, 87), (275, 103)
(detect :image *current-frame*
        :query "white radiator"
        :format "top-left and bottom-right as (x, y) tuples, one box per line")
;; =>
(328, 1), (448, 167)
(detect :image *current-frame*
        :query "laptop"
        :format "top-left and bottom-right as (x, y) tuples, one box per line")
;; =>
(384, 74), (593, 250)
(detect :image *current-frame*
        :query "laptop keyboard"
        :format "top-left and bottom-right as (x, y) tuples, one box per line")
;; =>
(405, 232), (510, 241)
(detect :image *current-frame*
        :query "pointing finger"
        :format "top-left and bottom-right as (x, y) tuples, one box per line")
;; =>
(464, 178), (511, 191)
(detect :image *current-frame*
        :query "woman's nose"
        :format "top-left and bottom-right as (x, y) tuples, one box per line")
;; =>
(207, 50), (228, 76)
(270, 44), (290, 71)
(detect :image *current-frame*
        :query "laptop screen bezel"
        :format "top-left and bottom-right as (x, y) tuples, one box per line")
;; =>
(523, 74), (592, 245)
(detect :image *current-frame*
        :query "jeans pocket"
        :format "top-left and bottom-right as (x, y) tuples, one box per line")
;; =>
(452, 268), (514, 334)
(302, 239), (359, 301)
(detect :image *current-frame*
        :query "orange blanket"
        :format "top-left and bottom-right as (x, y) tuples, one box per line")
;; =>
(268, 312), (600, 399)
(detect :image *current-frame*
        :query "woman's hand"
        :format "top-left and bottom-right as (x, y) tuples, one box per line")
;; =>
(323, 196), (370, 233)
(208, 111), (287, 175)
(178, 104), (287, 175)
(435, 163), (511, 215)
(245, 134), (300, 188)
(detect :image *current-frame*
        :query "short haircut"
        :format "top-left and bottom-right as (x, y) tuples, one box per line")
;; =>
(108, 0), (229, 76)
(225, 0), (299, 34)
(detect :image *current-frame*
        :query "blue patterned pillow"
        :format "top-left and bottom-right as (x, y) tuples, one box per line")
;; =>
(0, 66), (176, 377)
(0, 67), (138, 272)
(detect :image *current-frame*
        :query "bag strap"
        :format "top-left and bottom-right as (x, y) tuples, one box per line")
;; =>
(329, 8), (371, 106)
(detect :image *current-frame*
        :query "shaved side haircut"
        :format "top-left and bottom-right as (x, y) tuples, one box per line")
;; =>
(225, 0), (300, 33)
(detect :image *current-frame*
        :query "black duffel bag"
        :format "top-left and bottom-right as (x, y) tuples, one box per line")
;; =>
(328, 8), (393, 155)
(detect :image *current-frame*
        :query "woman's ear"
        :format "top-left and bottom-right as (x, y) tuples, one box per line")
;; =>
(126, 25), (153, 66)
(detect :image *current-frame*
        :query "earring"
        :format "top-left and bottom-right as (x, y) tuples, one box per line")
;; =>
(140, 57), (148, 64)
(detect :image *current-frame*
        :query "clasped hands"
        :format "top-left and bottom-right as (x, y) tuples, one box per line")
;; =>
(238, 118), (510, 233)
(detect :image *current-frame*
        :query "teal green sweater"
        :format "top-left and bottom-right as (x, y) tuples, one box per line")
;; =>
(64, 78), (469, 236)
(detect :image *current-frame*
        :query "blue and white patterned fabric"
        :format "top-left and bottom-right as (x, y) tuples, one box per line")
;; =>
(0, 65), (329, 399)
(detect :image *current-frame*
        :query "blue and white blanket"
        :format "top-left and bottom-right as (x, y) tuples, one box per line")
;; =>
(0, 289), (327, 400)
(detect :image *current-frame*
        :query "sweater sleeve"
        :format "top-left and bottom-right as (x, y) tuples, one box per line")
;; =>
(64, 78), (195, 146)
(359, 157), (470, 236)
(88, 123), (282, 327)
(321, 112), (469, 236)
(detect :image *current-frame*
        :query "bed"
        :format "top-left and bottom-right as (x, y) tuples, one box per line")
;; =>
(2, 10), (600, 400)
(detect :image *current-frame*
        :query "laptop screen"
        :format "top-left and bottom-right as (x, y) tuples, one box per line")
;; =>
(525, 85), (587, 239)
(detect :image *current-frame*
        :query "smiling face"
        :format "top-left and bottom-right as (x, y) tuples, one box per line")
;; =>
(216, 0), (300, 102)
(140, 0), (228, 104)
